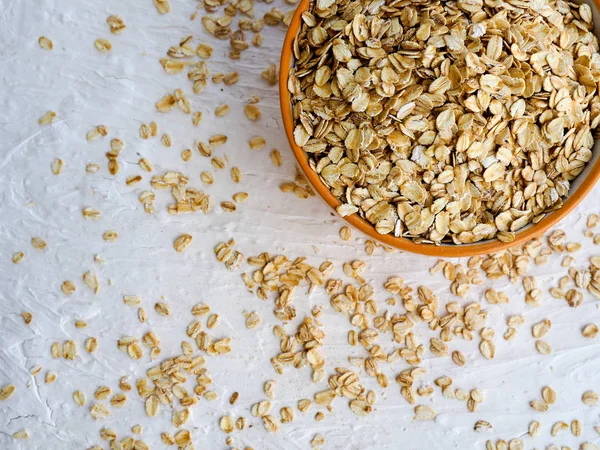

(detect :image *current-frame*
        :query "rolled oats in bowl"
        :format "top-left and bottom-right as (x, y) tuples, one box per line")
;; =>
(288, 0), (600, 245)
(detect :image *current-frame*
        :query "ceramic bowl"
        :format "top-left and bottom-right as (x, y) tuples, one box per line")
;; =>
(279, 0), (600, 257)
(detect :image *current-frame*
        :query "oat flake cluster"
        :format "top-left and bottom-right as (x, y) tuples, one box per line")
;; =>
(289, 0), (600, 244)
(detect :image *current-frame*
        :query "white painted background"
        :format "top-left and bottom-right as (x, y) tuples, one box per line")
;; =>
(1, 0), (599, 449)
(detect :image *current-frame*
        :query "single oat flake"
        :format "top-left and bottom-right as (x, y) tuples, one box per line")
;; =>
(244, 104), (261, 121)
(39, 111), (57, 125)
(107, 15), (126, 34)
(13, 430), (28, 439)
(51, 158), (63, 174)
(38, 36), (53, 50)
(94, 39), (112, 52)
(174, 234), (193, 252)
(154, 0), (170, 14)
(270, 149), (283, 166)
(0, 384), (16, 401)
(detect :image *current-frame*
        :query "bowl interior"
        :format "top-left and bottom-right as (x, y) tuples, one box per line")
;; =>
(280, 0), (600, 257)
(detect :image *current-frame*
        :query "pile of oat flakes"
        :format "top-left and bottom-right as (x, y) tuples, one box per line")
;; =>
(3, 1), (600, 450)
(289, 0), (600, 245)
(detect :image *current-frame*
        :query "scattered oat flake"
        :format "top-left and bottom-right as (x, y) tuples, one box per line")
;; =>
(231, 167), (242, 183)
(583, 390), (599, 406)
(261, 64), (278, 85)
(551, 421), (568, 437)
(85, 337), (98, 353)
(139, 167), (156, 185)
(311, 434), (326, 448)
(86, 163), (100, 173)
(232, 192), (248, 203)
(201, 171), (214, 185)
(528, 421), (541, 437)
(479, 339), (495, 359)
(107, 15), (126, 34)
(192, 112), (203, 126)
(51, 158), (63, 174)
(474, 420), (492, 432)
(535, 340), (552, 355)
(82, 207), (102, 220)
(0, 384), (16, 401)
(174, 234), (192, 252)
(248, 136), (265, 151)
(219, 416), (234, 433)
(95, 386), (111, 400)
(86, 125), (108, 141)
(581, 443), (600, 450)
(582, 324), (599, 338)
(22, 312), (32, 325)
(542, 386), (556, 405)
(269, 149), (282, 167)
(61, 280), (76, 295)
(572, 419), (582, 437)
(110, 393), (126, 408)
(530, 399), (549, 412)
(221, 201), (236, 213)
(13, 429), (28, 439)
(262, 415), (280, 432)
(192, 303), (210, 316)
(197, 43), (212, 58)
(73, 390), (86, 406)
(31, 237), (46, 250)
(45, 372), (56, 384)
(50, 342), (62, 358)
(209, 134), (227, 146)
(83, 271), (100, 294)
(215, 104), (230, 117)
(90, 403), (110, 420)
(161, 58), (185, 74)
(181, 149), (192, 162)
(532, 320), (552, 338)
(244, 104), (261, 121)
(102, 230), (119, 242)
(161, 432), (175, 445)
(154, 0), (170, 14)
(156, 93), (177, 112)
(39, 111), (57, 125)
(38, 36), (53, 50)
(139, 123), (150, 139)
(414, 405), (436, 420)
(94, 39), (112, 52)
(224, 72), (239, 85)
(63, 340), (77, 359)
(245, 311), (261, 329)
(155, 302), (172, 316)
(339, 226), (352, 241)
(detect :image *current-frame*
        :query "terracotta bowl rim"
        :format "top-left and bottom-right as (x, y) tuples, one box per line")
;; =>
(279, 0), (600, 257)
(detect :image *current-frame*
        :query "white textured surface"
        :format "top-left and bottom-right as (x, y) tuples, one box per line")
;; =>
(1, 0), (600, 449)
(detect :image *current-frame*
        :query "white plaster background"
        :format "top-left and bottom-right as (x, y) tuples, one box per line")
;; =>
(0, 0), (599, 449)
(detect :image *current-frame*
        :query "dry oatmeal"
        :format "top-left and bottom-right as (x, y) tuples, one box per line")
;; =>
(288, 0), (600, 244)
(12, 0), (600, 447)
